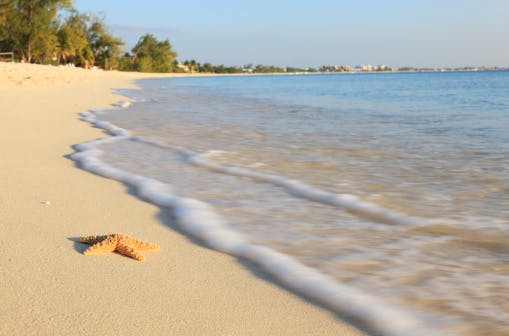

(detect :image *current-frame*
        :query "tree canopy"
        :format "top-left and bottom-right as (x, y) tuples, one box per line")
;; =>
(1, 0), (71, 62)
(56, 11), (93, 66)
(127, 34), (177, 73)
(87, 16), (123, 70)
(0, 0), (123, 69)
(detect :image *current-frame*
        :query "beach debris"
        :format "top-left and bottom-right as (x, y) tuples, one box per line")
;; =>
(41, 200), (51, 206)
(79, 233), (159, 261)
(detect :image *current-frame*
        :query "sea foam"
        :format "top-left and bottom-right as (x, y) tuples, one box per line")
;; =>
(135, 136), (424, 226)
(70, 104), (454, 336)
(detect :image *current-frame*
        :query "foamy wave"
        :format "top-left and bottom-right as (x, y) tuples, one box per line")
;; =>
(70, 106), (452, 336)
(189, 151), (425, 226)
(134, 138), (424, 226)
(112, 100), (132, 108)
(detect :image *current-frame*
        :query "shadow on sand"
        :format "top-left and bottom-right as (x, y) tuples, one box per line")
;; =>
(68, 236), (89, 254)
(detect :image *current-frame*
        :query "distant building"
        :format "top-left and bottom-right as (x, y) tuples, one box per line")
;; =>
(320, 63), (396, 73)
(176, 62), (189, 72)
(319, 64), (353, 72)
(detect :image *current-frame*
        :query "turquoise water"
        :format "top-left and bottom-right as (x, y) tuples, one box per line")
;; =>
(91, 72), (508, 335)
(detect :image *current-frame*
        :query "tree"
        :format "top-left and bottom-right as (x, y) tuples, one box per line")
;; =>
(200, 62), (214, 73)
(131, 34), (177, 73)
(2, 0), (71, 62)
(254, 64), (285, 73)
(87, 16), (123, 69)
(0, 0), (14, 44)
(189, 59), (197, 72)
(0, 1), (125, 68)
(31, 22), (58, 63)
(56, 11), (93, 66)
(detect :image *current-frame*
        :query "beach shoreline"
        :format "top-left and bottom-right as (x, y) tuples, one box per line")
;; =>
(0, 62), (364, 335)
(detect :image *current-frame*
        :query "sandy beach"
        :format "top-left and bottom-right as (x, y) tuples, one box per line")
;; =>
(0, 63), (364, 335)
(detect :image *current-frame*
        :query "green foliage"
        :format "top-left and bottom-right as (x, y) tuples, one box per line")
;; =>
(87, 15), (123, 69)
(57, 11), (93, 66)
(286, 66), (312, 73)
(31, 23), (58, 64)
(200, 62), (214, 73)
(173, 60), (316, 74)
(0, 0), (123, 69)
(1, 0), (71, 62)
(130, 34), (177, 73)
(254, 64), (285, 73)
(0, 0), (13, 42)
(213, 64), (242, 73)
(135, 56), (154, 72)
(116, 54), (132, 72)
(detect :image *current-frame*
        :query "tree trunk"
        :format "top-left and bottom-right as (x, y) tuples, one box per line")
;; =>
(25, 1), (34, 63)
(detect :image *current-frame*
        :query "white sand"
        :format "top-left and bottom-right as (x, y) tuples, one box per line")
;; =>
(0, 62), (364, 335)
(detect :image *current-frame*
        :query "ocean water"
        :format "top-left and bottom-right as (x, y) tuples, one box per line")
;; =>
(73, 72), (509, 335)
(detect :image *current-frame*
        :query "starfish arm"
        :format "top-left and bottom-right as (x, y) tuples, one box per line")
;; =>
(83, 235), (118, 255)
(117, 243), (145, 261)
(125, 237), (160, 251)
(79, 235), (109, 245)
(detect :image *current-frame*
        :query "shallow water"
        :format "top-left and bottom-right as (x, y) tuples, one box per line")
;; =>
(92, 72), (508, 335)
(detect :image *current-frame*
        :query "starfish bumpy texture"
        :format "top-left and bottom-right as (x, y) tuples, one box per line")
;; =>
(79, 234), (159, 261)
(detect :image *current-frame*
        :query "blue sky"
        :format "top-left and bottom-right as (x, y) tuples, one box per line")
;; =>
(74, 0), (509, 68)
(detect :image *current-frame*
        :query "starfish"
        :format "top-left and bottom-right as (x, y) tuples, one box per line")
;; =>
(79, 233), (159, 261)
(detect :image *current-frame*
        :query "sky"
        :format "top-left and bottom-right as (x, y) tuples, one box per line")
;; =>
(74, 0), (509, 68)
